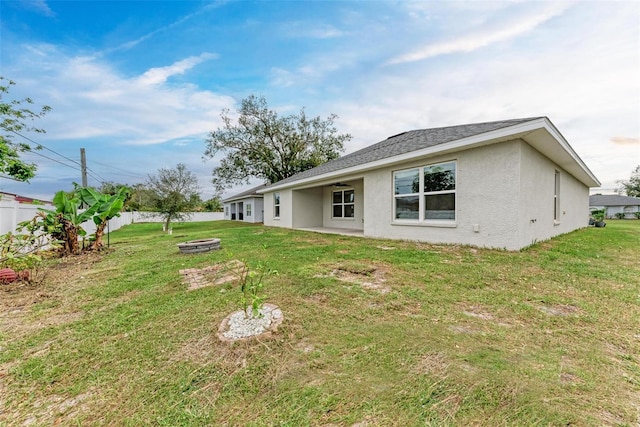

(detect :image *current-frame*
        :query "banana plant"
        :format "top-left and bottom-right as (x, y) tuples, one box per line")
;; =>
(78, 186), (128, 250)
(41, 190), (98, 255)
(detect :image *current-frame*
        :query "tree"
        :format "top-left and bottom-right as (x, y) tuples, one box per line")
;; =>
(617, 165), (640, 197)
(78, 186), (128, 250)
(203, 196), (223, 212)
(127, 183), (156, 212)
(0, 77), (51, 181)
(146, 163), (200, 230)
(204, 95), (351, 191)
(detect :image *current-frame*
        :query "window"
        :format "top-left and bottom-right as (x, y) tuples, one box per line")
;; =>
(332, 189), (355, 218)
(274, 193), (280, 218)
(554, 170), (560, 221)
(394, 161), (456, 221)
(246, 203), (252, 217)
(225, 206), (229, 217)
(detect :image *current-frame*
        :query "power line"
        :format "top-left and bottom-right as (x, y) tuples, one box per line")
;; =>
(21, 148), (81, 171)
(6, 130), (110, 185)
(90, 160), (147, 178)
(7, 129), (83, 167)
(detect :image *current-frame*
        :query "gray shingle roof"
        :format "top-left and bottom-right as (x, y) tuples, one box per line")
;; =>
(223, 184), (268, 203)
(268, 117), (545, 188)
(589, 194), (640, 206)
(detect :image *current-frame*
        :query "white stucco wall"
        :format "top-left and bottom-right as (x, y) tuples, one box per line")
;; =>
(223, 198), (264, 223)
(321, 180), (364, 230)
(242, 197), (264, 223)
(363, 140), (523, 249)
(291, 188), (323, 228)
(263, 189), (293, 228)
(518, 142), (589, 247)
(261, 138), (594, 250)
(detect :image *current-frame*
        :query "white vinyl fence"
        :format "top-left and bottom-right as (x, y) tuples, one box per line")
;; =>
(0, 197), (223, 236)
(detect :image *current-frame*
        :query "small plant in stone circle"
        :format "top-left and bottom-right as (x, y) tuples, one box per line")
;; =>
(225, 251), (277, 319)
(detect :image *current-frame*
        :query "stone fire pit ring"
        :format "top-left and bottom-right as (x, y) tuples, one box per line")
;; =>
(177, 238), (221, 254)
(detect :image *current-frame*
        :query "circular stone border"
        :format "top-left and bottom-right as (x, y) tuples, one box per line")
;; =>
(177, 238), (221, 254)
(217, 303), (284, 342)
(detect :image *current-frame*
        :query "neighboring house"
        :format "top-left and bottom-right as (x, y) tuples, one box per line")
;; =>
(589, 194), (640, 219)
(258, 117), (601, 250)
(222, 184), (267, 224)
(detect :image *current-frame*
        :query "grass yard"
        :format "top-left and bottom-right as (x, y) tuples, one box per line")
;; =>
(1, 220), (639, 426)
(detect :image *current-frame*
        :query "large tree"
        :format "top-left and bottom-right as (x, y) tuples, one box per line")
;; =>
(126, 183), (156, 212)
(146, 163), (200, 231)
(0, 77), (51, 181)
(617, 165), (640, 197)
(204, 95), (351, 191)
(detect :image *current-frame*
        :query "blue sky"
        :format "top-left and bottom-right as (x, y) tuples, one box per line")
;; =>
(1, 0), (638, 201)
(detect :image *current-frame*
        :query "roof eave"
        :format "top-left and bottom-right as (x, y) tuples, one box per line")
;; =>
(527, 118), (601, 187)
(222, 194), (264, 203)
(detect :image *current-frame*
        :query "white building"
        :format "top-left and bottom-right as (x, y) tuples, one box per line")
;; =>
(589, 194), (640, 219)
(222, 184), (267, 224)
(259, 117), (600, 250)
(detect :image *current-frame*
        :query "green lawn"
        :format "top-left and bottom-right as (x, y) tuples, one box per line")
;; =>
(1, 220), (638, 426)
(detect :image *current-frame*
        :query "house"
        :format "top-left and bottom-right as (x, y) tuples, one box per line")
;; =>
(222, 184), (267, 223)
(258, 117), (601, 250)
(589, 194), (640, 219)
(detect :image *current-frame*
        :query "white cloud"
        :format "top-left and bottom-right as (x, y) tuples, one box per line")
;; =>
(106, 2), (227, 53)
(281, 22), (346, 39)
(137, 53), (218, 85)
(387, 2), (572, 65)
(20, 0), (55, 17)
(5, 46), (235, 148)
(318, 5), (639, 193)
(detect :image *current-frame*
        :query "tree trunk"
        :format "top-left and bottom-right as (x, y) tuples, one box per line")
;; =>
(91, 222), (107, 250)
(61, 218), (80, 255)
(164, 217), (171, 233)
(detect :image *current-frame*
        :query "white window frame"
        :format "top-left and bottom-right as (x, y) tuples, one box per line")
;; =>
(554, 170), (560, 223)
(332, 188), (355, 219)
(246, 203), (252, 217)
(273, 193), (281, 219)
(393, 161), (457, 224)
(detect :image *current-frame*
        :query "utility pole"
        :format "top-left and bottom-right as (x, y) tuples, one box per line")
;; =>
(80, 148), (88, 187)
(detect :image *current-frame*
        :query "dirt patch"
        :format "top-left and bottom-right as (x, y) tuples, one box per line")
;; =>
(461, 305), (494, 320)
(321, 262), (391, 294)
(180, 260), (244, 291)
(536, 304), (581, 316)
(18, 391), (93, 426)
